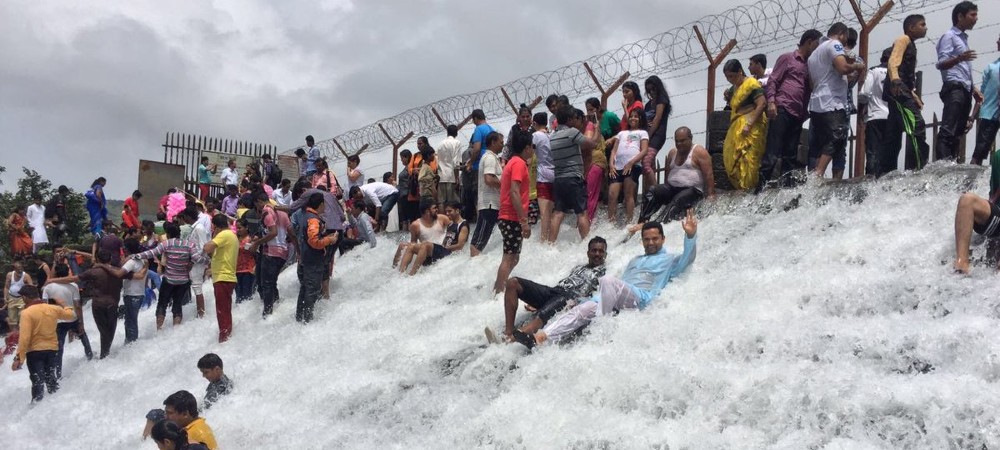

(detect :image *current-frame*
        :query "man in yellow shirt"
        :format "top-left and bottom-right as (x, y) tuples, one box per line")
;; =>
(204, 214), (238, 343)
(163, 390), (218, 450)
(10, 285), (75, 402)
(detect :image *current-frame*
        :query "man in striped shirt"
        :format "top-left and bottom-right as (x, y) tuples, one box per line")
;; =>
(132, 221), (207, 329)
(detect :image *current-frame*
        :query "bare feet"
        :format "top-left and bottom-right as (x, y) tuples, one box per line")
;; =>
(534, 331), (548, 346)
(953, 259), (970, 274)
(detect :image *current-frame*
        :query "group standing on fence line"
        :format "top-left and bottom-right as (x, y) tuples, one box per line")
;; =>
(3, 3), (1000, 447)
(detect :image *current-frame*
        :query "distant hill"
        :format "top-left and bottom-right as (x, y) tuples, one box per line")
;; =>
(105, 199), (125, 224)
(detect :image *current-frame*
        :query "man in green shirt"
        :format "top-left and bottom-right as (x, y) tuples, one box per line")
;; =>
(197, 156), (217, 201)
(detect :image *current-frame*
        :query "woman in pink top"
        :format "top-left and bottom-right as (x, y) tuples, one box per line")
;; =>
(312, 158), (342, 198)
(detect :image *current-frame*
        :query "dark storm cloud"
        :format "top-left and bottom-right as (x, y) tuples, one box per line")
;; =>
(0, 0), (740, 198)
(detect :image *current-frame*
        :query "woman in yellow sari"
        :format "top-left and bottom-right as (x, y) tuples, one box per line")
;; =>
(722, 59), (768, 190)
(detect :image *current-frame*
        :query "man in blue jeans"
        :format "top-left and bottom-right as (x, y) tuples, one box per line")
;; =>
(119, 238), (149, 343)
(41, 264), (93, 378)
(350, 176), (399, 233)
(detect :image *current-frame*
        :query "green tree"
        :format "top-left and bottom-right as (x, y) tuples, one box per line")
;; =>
(0, 167), (89, 265)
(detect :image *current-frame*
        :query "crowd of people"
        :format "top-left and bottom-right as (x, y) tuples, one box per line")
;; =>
(3, 3), (1000, 447)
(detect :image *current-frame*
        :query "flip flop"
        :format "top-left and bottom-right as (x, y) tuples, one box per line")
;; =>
(484, 326), (499, 345)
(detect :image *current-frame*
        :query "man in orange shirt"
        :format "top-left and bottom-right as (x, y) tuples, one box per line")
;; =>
(9, 285), (75, 402)
(297, 193), (339, 323)
(122, 190), (142, 230)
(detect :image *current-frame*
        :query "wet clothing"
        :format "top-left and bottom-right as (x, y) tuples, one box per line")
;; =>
(498, 219), (522, 254)
(135, 238), (205, 284)
(185, 417), (218, 450)
(974, 202), (1000, 238)
(416, 217), (447, 245)
(667, 150), (705, 191)
(205, 374), (233, 409)
(639, 185), (704, 224)
(470, 209), (498, 252)
(542, 236), (697, 343)
(16, 304), (76, 362)
(26, 349), (59, 402)
(443, 220), (468, 248)
(79, 266), (122, 358)
(514, 264), (606, 324)
(297, 208), (336, 323)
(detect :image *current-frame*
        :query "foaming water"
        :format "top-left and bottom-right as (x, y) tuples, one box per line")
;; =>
(4, 163), (1000, 449)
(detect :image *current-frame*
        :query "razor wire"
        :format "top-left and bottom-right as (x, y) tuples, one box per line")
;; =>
(295, 0), (941, 160)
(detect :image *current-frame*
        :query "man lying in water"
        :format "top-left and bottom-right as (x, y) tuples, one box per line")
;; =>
(513, 210), (698, 348)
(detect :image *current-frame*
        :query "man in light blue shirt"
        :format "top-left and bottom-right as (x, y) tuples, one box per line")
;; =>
(513, 210), (698, 348)
(935, 2), (981, 161)
(304, 135), (320, 176)
(972, 34), (1000, 165)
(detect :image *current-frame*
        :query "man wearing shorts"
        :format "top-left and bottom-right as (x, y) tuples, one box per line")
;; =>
(548, 106), (596, 242)
(532, 112), (555, 243)
(499, 237), (607, 342)
(398, 202), (470, 274)
(493, 129), (534, 293)
(953, 190), (1000, 274)
(470, 131), (504, 257)
(808, 22), (864, 179)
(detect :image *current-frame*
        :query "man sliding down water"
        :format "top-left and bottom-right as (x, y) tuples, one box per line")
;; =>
(492, 237), (607, 343)
(953, 189), (1000, 274)
(513, 210), (697, 348)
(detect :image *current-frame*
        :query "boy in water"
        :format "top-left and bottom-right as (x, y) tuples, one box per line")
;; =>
(197, 353), (233, 409)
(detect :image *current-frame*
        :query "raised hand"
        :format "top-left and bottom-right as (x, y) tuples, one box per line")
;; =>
(681, 208), (698, 238)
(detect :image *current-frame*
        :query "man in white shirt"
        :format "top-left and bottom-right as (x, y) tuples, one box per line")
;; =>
(808, 22), (865, 179)
(349, 175), (400, 232)
(859, 48), (893, 177)
(219, 159), (239, 188)
(749, 54), (772, 87)
(272, 179), (293, 206)
(183, 208), (211, 318)
(26, 194), (48, 253)
(437, 125), (464, 205)
(42, 263), (93, 377)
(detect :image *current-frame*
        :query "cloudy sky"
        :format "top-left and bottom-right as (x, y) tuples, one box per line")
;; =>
(1, 0), (997, 199)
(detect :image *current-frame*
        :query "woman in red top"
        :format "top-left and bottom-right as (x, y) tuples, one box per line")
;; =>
(620, 81), (644, 131)
(6, 205), (33, 257)
(122, 190), (142, 231)
(234, 219), (256, 304)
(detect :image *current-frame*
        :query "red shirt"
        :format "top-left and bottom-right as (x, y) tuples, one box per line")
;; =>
(237, 236), (256, 273)
(123, 197), (140, 229)
(499, 155), (530, 222)
(621, 100), (644, 131)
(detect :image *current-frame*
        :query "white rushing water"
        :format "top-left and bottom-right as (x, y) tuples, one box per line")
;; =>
(3, 163), (1000, 449)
